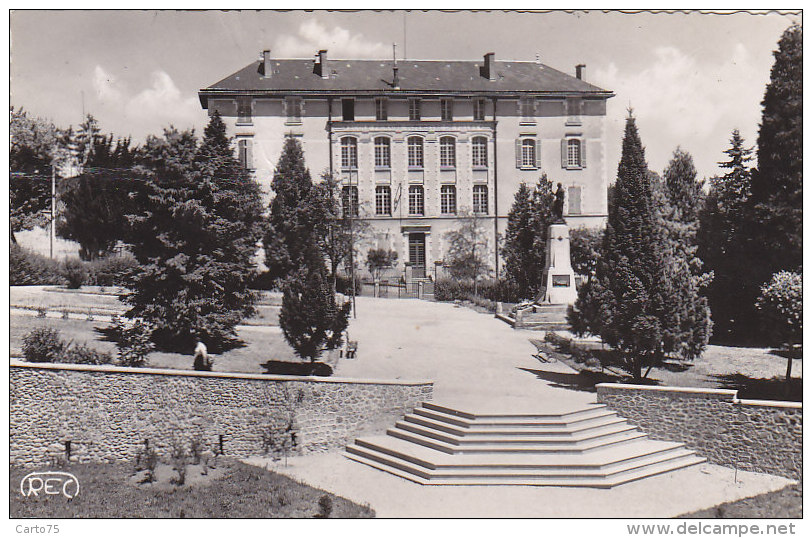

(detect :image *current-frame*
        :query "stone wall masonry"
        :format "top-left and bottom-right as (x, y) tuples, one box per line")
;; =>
(596, 383), (802, 480)
(10, 361), (433, 466)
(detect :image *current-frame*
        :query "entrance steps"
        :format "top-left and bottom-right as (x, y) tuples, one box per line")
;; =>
(497, 303), (570, 330)
(345, 401), (704, 487)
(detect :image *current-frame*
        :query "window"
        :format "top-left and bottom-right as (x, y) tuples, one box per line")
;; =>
(473, 185), (488, 214)
(342, 98), (355, 121)
(561, 137), (586, 169)
(237, 98), (252, 124)
(408, 185), (424, 216)
(374, 137), (391, 168)
(519, 97), (536, 121)
(440, 185), (457, 215)
(341, 186), (359, 218)
(375, 98), (388, 121)
(441, 99), (454, 121)
(472, 136), (488, 168)
(341, 137), (358, 170)
(237, 138), (253, 170)
(440, 137), (456, 168)
(567, 186), (582, 215)
(409, 99), (421, 121)
(285, 97), (302, 124)
(375, 185), (392, 216)
(407, 136), (424, 168)
(521, 139), (536, 168)
(567, 139), (581, 168)
(474, 99), (486, 121)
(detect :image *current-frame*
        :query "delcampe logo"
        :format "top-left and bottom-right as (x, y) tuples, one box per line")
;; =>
(20, 471), (80, 499)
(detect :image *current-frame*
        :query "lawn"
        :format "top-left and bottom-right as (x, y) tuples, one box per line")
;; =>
(680, 483), (801, 519)
(10, 459), (374, 518)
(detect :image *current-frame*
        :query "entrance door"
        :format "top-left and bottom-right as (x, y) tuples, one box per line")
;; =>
(408, 233), (426, 279)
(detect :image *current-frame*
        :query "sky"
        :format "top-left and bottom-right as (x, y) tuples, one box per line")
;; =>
(10, 9), (798, 181)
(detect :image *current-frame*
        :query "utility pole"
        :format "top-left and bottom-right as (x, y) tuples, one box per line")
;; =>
(349, 173), (356, 319)
(50, 165), (56, 259)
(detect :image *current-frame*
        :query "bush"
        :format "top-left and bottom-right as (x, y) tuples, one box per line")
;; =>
(335, 273), (364, 295)
(434, 278), (520, 304)
(61, 257), (88, 289)
(87, 254), (139, 287)
(115, 319), (154, 367)
(756, 271), (802, 347)
(22, 328), (65, 362)
(64, 343), (113, 365)
(316, 494), (333, 518)
(10, 243), (66, 286)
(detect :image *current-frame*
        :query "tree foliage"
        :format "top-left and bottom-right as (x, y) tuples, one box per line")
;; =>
(366, 248), (398, 282)
(569, 226), (603, 281)
(444, 211), (491, 283)
(755, 271), (802, 348)
(501, 175), (555, 300)
(124, 113), (264, 351)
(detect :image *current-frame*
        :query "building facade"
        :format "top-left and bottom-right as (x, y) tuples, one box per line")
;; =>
(199, 51), (613, 281)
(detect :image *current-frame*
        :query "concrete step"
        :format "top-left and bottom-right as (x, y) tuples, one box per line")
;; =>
(413, 404), (614, 428)
(420, 401), (608, 421)
(401, 412), (628, 437)
(387, 427), (648, 454)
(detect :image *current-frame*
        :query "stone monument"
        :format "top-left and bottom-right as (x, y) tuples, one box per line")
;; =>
(538, 183), (578, 305)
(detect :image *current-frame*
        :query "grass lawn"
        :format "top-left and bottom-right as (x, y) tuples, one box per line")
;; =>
(10, 315), (302, 375)
(10, 459), (374, 518)
(680, 483), (801, 519)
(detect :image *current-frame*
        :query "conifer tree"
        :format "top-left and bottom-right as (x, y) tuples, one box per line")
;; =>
(570, 113), (666, 379)
(124, 113), (264, 351)
(501, 175), (555, 300)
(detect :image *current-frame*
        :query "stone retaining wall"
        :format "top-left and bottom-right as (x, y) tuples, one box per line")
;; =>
(10, 362), (433, 466)
(596, 383), (802, 479)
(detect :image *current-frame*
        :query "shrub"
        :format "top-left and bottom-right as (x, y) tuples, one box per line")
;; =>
(756, 271), (802, 347)
(169, 437), (189, 486)
(22, 328), (65, 363)
(335, 273), (363, 295)
(62, 258), (87, 289)
(434, 278), (520, 304)
(64, 343), (113, 365)
(87, 254), (139, 287)
(189, 435), (205, 465)
(10, 243), (66, 286)
(316, 494), (333, 518)
(134, 440), (159, 483)
(115, 319), (154, 367)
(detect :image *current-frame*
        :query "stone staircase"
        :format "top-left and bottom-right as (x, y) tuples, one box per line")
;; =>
(496, 303), (569, 330)
(345, 401), (704, 487)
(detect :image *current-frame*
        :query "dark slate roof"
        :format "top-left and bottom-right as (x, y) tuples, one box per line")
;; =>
(199, 58), (612, 106)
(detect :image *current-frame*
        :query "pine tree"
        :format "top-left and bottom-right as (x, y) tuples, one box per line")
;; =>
(501, 175), (555, 300)
(570, 113), (666, 379)
(124, 113), (264, 351)
(698, 130), (754, 340)
(264, 136), (328, 284)
(657, 149), (711, 360)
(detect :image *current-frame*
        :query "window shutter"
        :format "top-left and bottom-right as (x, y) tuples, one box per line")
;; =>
(246, 140), (254, 170)
(515, 139), (522, 168)
(534, 139), (542, 169)
(580, 139), (587, 168)
(561, 139), (567, 168)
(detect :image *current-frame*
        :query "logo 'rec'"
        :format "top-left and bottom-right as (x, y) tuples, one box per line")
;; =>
(20, 471), (80, 499)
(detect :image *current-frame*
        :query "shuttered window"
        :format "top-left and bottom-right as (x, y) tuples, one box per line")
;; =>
(516, 138), (541, 169)
(561, 137), (587, 169)
(237, 138), (253, 170)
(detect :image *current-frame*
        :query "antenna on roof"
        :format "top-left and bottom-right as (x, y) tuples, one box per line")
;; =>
(392, 43), (400, 90)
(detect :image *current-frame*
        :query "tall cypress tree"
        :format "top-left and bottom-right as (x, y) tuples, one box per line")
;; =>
(571, 113), (666, 379)
(264, 136), (326, 284)
(125, 112), (264, 351)
(502, 175), (555, 300)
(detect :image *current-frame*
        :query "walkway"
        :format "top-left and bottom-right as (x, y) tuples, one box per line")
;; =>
(247, 297), (795, 517)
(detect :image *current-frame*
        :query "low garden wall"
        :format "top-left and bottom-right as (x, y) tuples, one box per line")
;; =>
(596, 383), (802, 480)
(10, 361), (433, 466)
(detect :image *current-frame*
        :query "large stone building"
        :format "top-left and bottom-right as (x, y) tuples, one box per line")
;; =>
(199, 50), (613, 281)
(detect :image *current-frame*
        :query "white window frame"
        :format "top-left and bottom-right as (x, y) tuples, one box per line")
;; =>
(439, 136), (456, 168)
(340, 137), (358, 170)
(375, 98), (388, 121)
(440, 185), (457, 215)
(408, 185), (424, 216)
(472, 136), (488, 168)
(374, 136), (391, 169)
(409, 99), (421, 121)
(567, 139), (581, 168)
(473, 99), (486, 121)
(441, 98), (454, 121)
(284, 97), (302, 125)
(521, 138), (536, 168)
(473, 185), (488, 215)
(237, 138), (253, 170)
(375, 185), (392, 216)
(407, 136), (424, 169)
(342, 185), (359, 218)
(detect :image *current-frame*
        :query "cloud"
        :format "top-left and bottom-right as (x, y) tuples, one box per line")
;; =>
(89, 66), (202, 139)
(593, 44), (768, 179)
(273, 19), (389, 58)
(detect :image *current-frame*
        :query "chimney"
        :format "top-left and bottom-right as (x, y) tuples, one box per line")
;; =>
(314, 49), (329, 79)
(393, 64), (400, 89)
(262, 50), (272, 78)
(483, 52), (496, 81)
(576, 64), (586, 81)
